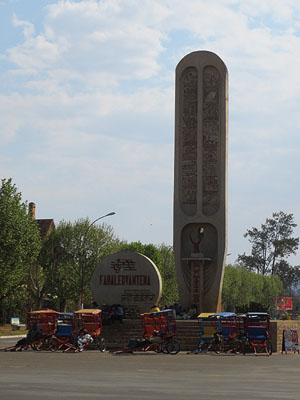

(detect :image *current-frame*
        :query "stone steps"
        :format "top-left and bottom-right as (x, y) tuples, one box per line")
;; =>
(101, 319), (200, 351)
(100, 319), (300, 353)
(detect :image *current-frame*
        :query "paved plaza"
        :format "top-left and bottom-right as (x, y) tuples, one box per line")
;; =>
(0, 336), (300, 400)
(0, 339), (300, 400)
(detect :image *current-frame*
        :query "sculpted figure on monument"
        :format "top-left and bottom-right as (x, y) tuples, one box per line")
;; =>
(189, 227), (204, 254)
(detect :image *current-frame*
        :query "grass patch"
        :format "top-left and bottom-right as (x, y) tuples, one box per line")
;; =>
(0, 324), (27, 336)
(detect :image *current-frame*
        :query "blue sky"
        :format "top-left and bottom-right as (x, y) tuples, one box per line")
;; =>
(1, 0), (300, 266)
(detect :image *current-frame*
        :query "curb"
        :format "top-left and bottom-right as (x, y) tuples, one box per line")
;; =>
(0, 335), (26, 339)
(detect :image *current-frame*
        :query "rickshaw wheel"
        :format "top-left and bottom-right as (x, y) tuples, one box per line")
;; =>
(256, 345), (265, 354)
(49, 338), (59, 352)
(166, 339), (180, 355)
(96, 337), (106, 352)
(43, 337), (51, 351)
(152, 343), (162, 353)
(32, 339), (44, 351)
(266, 340), (272, 356)
(161, 342), (168, 354)
(233, 340), (243, 355)
(198, 343), (208, 353)
(213, 343), (221, 354)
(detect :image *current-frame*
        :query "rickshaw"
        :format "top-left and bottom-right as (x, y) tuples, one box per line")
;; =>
(194, 313), (221, 353)
(140, 309), (180, 354)
(26, 309), (60, 350)
(111, 309), (180, 354)
(48, 312), (76, 352)
(213, 312), (242, 354)
(244, 312), (272, 356)
(74, 309), (106, 352)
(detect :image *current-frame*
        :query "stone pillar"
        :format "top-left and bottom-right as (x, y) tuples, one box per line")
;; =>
(173, 51), (228, 313)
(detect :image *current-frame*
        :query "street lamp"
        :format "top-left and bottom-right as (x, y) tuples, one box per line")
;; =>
(87, 212), (116, 229)
(80, 212), (116, 308)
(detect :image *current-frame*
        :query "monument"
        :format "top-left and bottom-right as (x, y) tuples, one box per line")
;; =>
(173, 51), (228, 313)
(91, 251), (162, 317)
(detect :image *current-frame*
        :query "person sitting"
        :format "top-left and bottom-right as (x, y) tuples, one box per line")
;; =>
(11, 325), (43, 351)
(116, 304), (124, 323)
(111, 304), (124, 324)
(183, 305), (197, 320)
(92, 301), (99, 309)
(145, 330), (162, 345)
(77, 328), (94, 352)
(102, 304), (112, 325)
(175, 302), (183, 317)
(213, 331), (222, 345)
(149, 304), (160, 313)
(127, 330), (162, 350)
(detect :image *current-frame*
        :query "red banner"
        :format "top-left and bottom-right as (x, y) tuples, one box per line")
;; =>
(275, 297), (293, 310)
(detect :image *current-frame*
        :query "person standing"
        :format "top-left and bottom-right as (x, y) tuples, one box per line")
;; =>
(149, 305), (160, 313)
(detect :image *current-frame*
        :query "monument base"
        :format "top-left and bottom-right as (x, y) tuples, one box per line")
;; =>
(182, 257), (212, 313)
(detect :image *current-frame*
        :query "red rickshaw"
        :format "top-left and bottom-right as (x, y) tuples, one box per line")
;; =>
(74, 309), (106, 352)
(141, 309), (180, 353)
(48, 312), (76, 352)
(111, 309), (180, 354)
(244, 312), (272, 356)
(26, 309), (60, 350)
(214, 312), (242, 354)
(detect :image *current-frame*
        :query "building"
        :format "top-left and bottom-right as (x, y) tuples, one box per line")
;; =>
(29, 202), (55, 239)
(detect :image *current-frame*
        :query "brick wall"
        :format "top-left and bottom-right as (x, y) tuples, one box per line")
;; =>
(101, 319), (300, 353)
(271, 320), (300, 353)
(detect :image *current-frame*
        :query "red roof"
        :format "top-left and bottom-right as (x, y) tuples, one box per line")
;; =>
(36, 219), (55, 239)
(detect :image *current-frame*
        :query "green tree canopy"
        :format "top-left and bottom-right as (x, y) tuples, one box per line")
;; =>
(0, 178), (41, 303)
(222, 265), (282, 312)
(157, 243), (178, 306)
(237, 211), (299, 291)
(28, 218), (122, 311)
(119, 241), (162, 267)
(119, 241), (179, 306)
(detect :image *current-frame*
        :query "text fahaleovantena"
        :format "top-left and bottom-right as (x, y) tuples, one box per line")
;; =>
(99, 275), (151, 286)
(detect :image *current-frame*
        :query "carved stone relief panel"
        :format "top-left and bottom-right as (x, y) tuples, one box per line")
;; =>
(202, 66), (220, 216)
(180, 67), (198, 215)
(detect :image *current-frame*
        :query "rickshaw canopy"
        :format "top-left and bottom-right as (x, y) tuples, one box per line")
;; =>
(28, 309), (60, 315)
(74, 309), (102, 315)
(197, 312), (216, 319)
(213, 312), (236, 318)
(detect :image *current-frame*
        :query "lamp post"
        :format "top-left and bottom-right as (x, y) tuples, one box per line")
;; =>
(80, 212), (116, 309)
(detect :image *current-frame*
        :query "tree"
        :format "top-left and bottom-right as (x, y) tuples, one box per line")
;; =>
(222, 265), (282, 312)
(157, 244), (178, 306)
(27, 225), (67, 310)
(237, 212), (299, 290)
(221, 265), (242, 311)
(0, 178), (41, 320)
(119, 241), (162, 267)
(119, 241), (179, 305)
(29, 218), (122, 310)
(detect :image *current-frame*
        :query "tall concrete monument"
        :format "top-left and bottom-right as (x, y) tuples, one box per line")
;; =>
(174, 51), (228, 313)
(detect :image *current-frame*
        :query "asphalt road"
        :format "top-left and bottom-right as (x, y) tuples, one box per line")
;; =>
(1, 336), (300, 400)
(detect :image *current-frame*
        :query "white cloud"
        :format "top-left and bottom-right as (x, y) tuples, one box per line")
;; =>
(5, 0), (167, 84)
(1, 0), (300, 262)
(12, 13), (35, 38)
